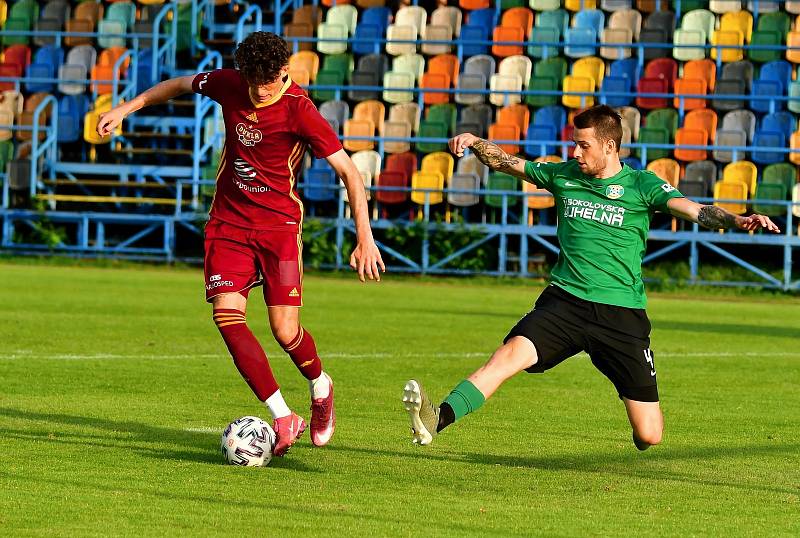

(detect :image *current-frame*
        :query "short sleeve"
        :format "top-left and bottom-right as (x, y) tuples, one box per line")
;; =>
(640, 170), (684, 212)
(192, 69), (236, 103)
(294, 97), (343, 159)
(523, 160), (566, 191)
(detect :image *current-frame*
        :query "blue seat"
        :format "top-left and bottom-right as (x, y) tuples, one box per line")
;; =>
(751, 130), (785, 164)
(759, 60), (793, 92)
(304, 167), (337, 202)
(136, 49), (162, 94)
(25, 45), (63, 92)
(537, 9), (569, 39)
(25, 64), (52, 92)
(58, 94), (89, 143)
(460, 25), (489, 56)
(528, 27), (560, 59)
(361, 6), (391, 34)
(574, 9), (605, 37)
(761, 112), (794, 142)
(534, 105), (567, 133)
(525, 124), (558, 157)
(622, 156), (643, 169)
(610, 58), (640, 85)
(750, 79), (784, 113)
(600, 76), (631, 107)
(564, 27), (596, 58)
(468, 8), (498, 37)
(353, 24), (382, 55)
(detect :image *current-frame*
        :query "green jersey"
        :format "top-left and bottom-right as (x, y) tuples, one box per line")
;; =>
(524, 159), (684, 309)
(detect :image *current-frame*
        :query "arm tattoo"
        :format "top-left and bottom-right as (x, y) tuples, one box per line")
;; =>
(470, 139), (520, 173)
(697, 205), (738, 230)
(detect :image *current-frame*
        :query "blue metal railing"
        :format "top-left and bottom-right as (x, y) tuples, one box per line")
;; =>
(192, 51), (224, 209)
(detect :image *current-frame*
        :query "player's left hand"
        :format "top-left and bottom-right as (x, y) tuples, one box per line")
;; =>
(736, 213), (781, 233)
(350, 239), (385, 282)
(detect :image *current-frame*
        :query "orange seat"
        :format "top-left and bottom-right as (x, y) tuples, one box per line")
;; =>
(787, 31), (800, 64)
(685, 108), (718, 144)
(646, 158), (681, 187)
(683, 59), (716, 92)
(673, 78), (707, 110)
(497, 104), (530, 137)
(501, 7), (534, 39)
(488, 122), (520, 155)
(428, 54), (459, 87)
(459, 0), (490, 9)
(791, 131), (800, 165)
(343, 119), (375, 151)
(492, 26), (524, 58)
(420, 72), (451, 104)
(353, 100), (385, 135)
(674, 127), (708, 162)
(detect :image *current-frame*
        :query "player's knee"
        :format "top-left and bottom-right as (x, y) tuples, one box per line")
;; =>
(501, 336), (538, 369)
(272, 322), (300, 347)
(633, 425), (662, 449)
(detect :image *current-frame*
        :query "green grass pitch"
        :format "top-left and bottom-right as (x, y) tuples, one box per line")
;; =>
(1, 261), (798, 536)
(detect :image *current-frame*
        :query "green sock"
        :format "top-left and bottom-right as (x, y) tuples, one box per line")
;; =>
(442, 380), (486, 421)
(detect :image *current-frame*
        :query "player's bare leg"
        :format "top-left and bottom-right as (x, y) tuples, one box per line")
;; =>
(623, 398), (663, 450)
(269, 306), (334, 447)
(403, 336), (538, 445)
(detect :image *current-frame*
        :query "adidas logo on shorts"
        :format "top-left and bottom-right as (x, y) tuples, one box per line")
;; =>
(289, 288), (299, 297)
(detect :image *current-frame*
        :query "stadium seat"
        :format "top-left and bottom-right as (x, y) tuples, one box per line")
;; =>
(682, 9), (716, 41)
(574, 9), (605, 37)
(646, 108), (678, 141)
(762, 162), (797, 193)
(489, 74), (522, 106)
(284, 22), (314, 52)
(617, 105), (641, 140)
(427, 104), (457, 136)
(723, 160), (758, 196)
(395, 5), (427, 35)
(375, 169), (408, 207)
(672, 28), (707, 61)
(636, 78), (668, 109)
(709, 1), (744, 14)
(348, 71), (380, 102)
(750, 80), (783, 113)
(457, 153), (488, 185)
(432, 6), (462, 37)
(565, 0), (597, 10)
(410, 170), (444, 206)
(421, 24), (453, 56)
(685, 108), (718, 143)
(712, 129), (747, 163)
(383, 71), (415, 104)
(485, 172), (518, 209)
(501, 7), (533, 38)
(390, 102), (420, 133)
(429, 54), (459, 87)
(685, 59), (716, 92)
(674, 127), (708, 161)
(751, 131), (785, 164)
(343, 119), (375, 151)
(712, 79), (746, 112)
(353, 100), (385, 135)
(564, 27), (597, 58)
(637, 126), (670, 160)
(304, 167), (338, 202)
(488, 122), (520, 154)
(498, 55), (532, 89)
(748, 30), (782, 63)
(786, 31), (800, 63)
(644, 10), (675, 40)
(289, 51), (319, 83)
(536, 8), (569, 39)
(455, 73), (486, 105)
(711, 30), (744, 63)
(677, 179), (706, 200)
(420, 72), (450, 105)
(492, 26), (524, 57)
(761, 111), (795, 142)
(600, 75), (631, 107)
(326, 4), (358, 36)
(352, 150), (382, 188)
(416, 120), (448, 153)
(646, 158), (680, 187)
(753, 183), (788, 217)
(673, 78), (707, 110)
(382, 120), (411, 153)
(498, 103), (529, 138)
(600, 28), (632, 60)
(421, 151), (454, 184)
(713, 179), (748, 215)
(319, 100), (350, 132)
(720, 10), (753, 44)
(685, 160), (717, 195)
(316, 23), (348, 55)
(609, 8), (642, 40)
(361, 6), (391, 34)
(760, 60), (793, 92)
(573, 56), (605, 88)
(57, 64), (87, 95)
(791, 131), (800, 165)
(528, 26), (561, 59)
(722, 60), (755, 91)
(393, 53), (425, 83)
(448, 172), (481, 208)
(460, 104), (493, 138)
(386, 24), (417, 56)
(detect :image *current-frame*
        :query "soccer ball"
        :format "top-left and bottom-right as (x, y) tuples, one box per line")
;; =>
(221, 416), (276, 466)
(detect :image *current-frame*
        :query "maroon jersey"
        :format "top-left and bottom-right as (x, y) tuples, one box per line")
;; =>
(192, 69), (342, 231)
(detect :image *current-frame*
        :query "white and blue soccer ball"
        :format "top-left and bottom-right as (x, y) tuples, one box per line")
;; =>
(221, 416), (276, 467)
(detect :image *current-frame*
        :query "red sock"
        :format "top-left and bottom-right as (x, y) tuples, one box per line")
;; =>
(213, 309), (278, 401)
(282, 326), (322, 380)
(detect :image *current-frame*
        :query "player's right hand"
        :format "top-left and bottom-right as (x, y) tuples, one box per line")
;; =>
(448, 133), (480, 157)
(96, 107), (126, 137)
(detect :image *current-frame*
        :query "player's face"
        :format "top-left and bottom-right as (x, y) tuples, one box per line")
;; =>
(248, 67), (289, 103)
(572, 127), (613, 177)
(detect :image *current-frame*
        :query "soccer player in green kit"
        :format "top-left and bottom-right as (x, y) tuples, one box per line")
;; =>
(402, 105), (781, 451)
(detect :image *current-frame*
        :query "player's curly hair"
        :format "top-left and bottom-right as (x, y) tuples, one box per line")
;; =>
(234, 32), (290, 85)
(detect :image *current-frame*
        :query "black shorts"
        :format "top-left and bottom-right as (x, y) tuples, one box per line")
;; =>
(505, 285), (658, 402)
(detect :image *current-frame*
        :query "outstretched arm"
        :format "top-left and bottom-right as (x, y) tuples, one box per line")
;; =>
(667, 197), (781, 233)
(448, 133), (529, 180)
(96, 75), (196, 137)
(325, 149), (386, 282)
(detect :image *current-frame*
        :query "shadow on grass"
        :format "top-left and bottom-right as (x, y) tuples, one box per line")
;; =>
(0, 406), (319, 472)
(654, 320), (798, 339)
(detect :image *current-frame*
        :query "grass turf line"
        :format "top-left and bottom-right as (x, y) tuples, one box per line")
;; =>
(0, 263), (798, 536)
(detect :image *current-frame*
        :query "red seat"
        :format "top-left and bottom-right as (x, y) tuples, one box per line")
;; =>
(644, 58), (678, 92)
(636, 78), (669, 109)
(3, 45), (31, 72)
(375, 170), (408, 205)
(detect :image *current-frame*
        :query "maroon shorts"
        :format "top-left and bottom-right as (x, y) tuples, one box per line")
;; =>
(203, 219), (303, 306)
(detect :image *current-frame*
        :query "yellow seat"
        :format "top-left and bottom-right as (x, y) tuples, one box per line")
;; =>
(720, 10), (753, 43)
(787, 32), (800, 64)
(562, 75), (595, 109)
(288, 51), (319, 82)
(722, 160), (757, 196)
(420, 151), (454, 184)
(411, 170), (444, 206)
(713, 180), (748, 215)
(711, 30), (744, 63)
(572, 56), (605, 88)
(565, 0), (596, 10)
(791, 131), (800, 164)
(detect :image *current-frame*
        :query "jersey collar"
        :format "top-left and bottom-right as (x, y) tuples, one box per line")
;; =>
(249, 75), (292, 108)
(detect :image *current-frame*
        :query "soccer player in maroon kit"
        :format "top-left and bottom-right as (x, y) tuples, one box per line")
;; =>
(97, 32), (385, 456)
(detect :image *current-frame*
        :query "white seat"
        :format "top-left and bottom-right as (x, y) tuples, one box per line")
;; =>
(489, 74), (522, 106)
(395, 5), (427, 35)
(431, 6), (462, 38)
(421, 25), (452, 55)
(386, 24), (417, 56)
(498, 55), (532, 89)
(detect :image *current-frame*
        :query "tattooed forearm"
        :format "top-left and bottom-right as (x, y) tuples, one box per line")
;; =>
(470, 139), (520, 173)
(697, 205), (738, 230)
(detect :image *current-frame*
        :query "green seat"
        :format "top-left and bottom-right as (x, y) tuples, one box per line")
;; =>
(106, 1), (136, 27)
(322, 53), (354, 83)
(2, 18), (30, 46)
(312, 70), (344, 101)
(645, 109), (679, 141)
(753, 182), (788, 216)
(526, 77), (559, 107)
(499, 0), (526, 9)
(762, 163), (797, 193)
(426, 104), (456, 136)
(0, 140), (14, 175)
(757, 12), (791, 42)
(485, 172), (518, 208)
(9, 0), (38, 22)
(748, 31), (782, 63)
(672, 1), (706, 13)
(637, 127), (671, 161)
(681, 9), (715, 42)
(536, 9), (568, 39)
(534, 57), (568, 83)
(416, 120), (448, 153)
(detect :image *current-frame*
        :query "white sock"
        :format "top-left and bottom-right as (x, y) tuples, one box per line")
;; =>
(265, 390), (291, 421)
(309, 372), (330, 400)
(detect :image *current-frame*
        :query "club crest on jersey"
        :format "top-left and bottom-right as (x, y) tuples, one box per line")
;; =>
(236, 123), (262, 146)
(605, 184), (625, 199)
